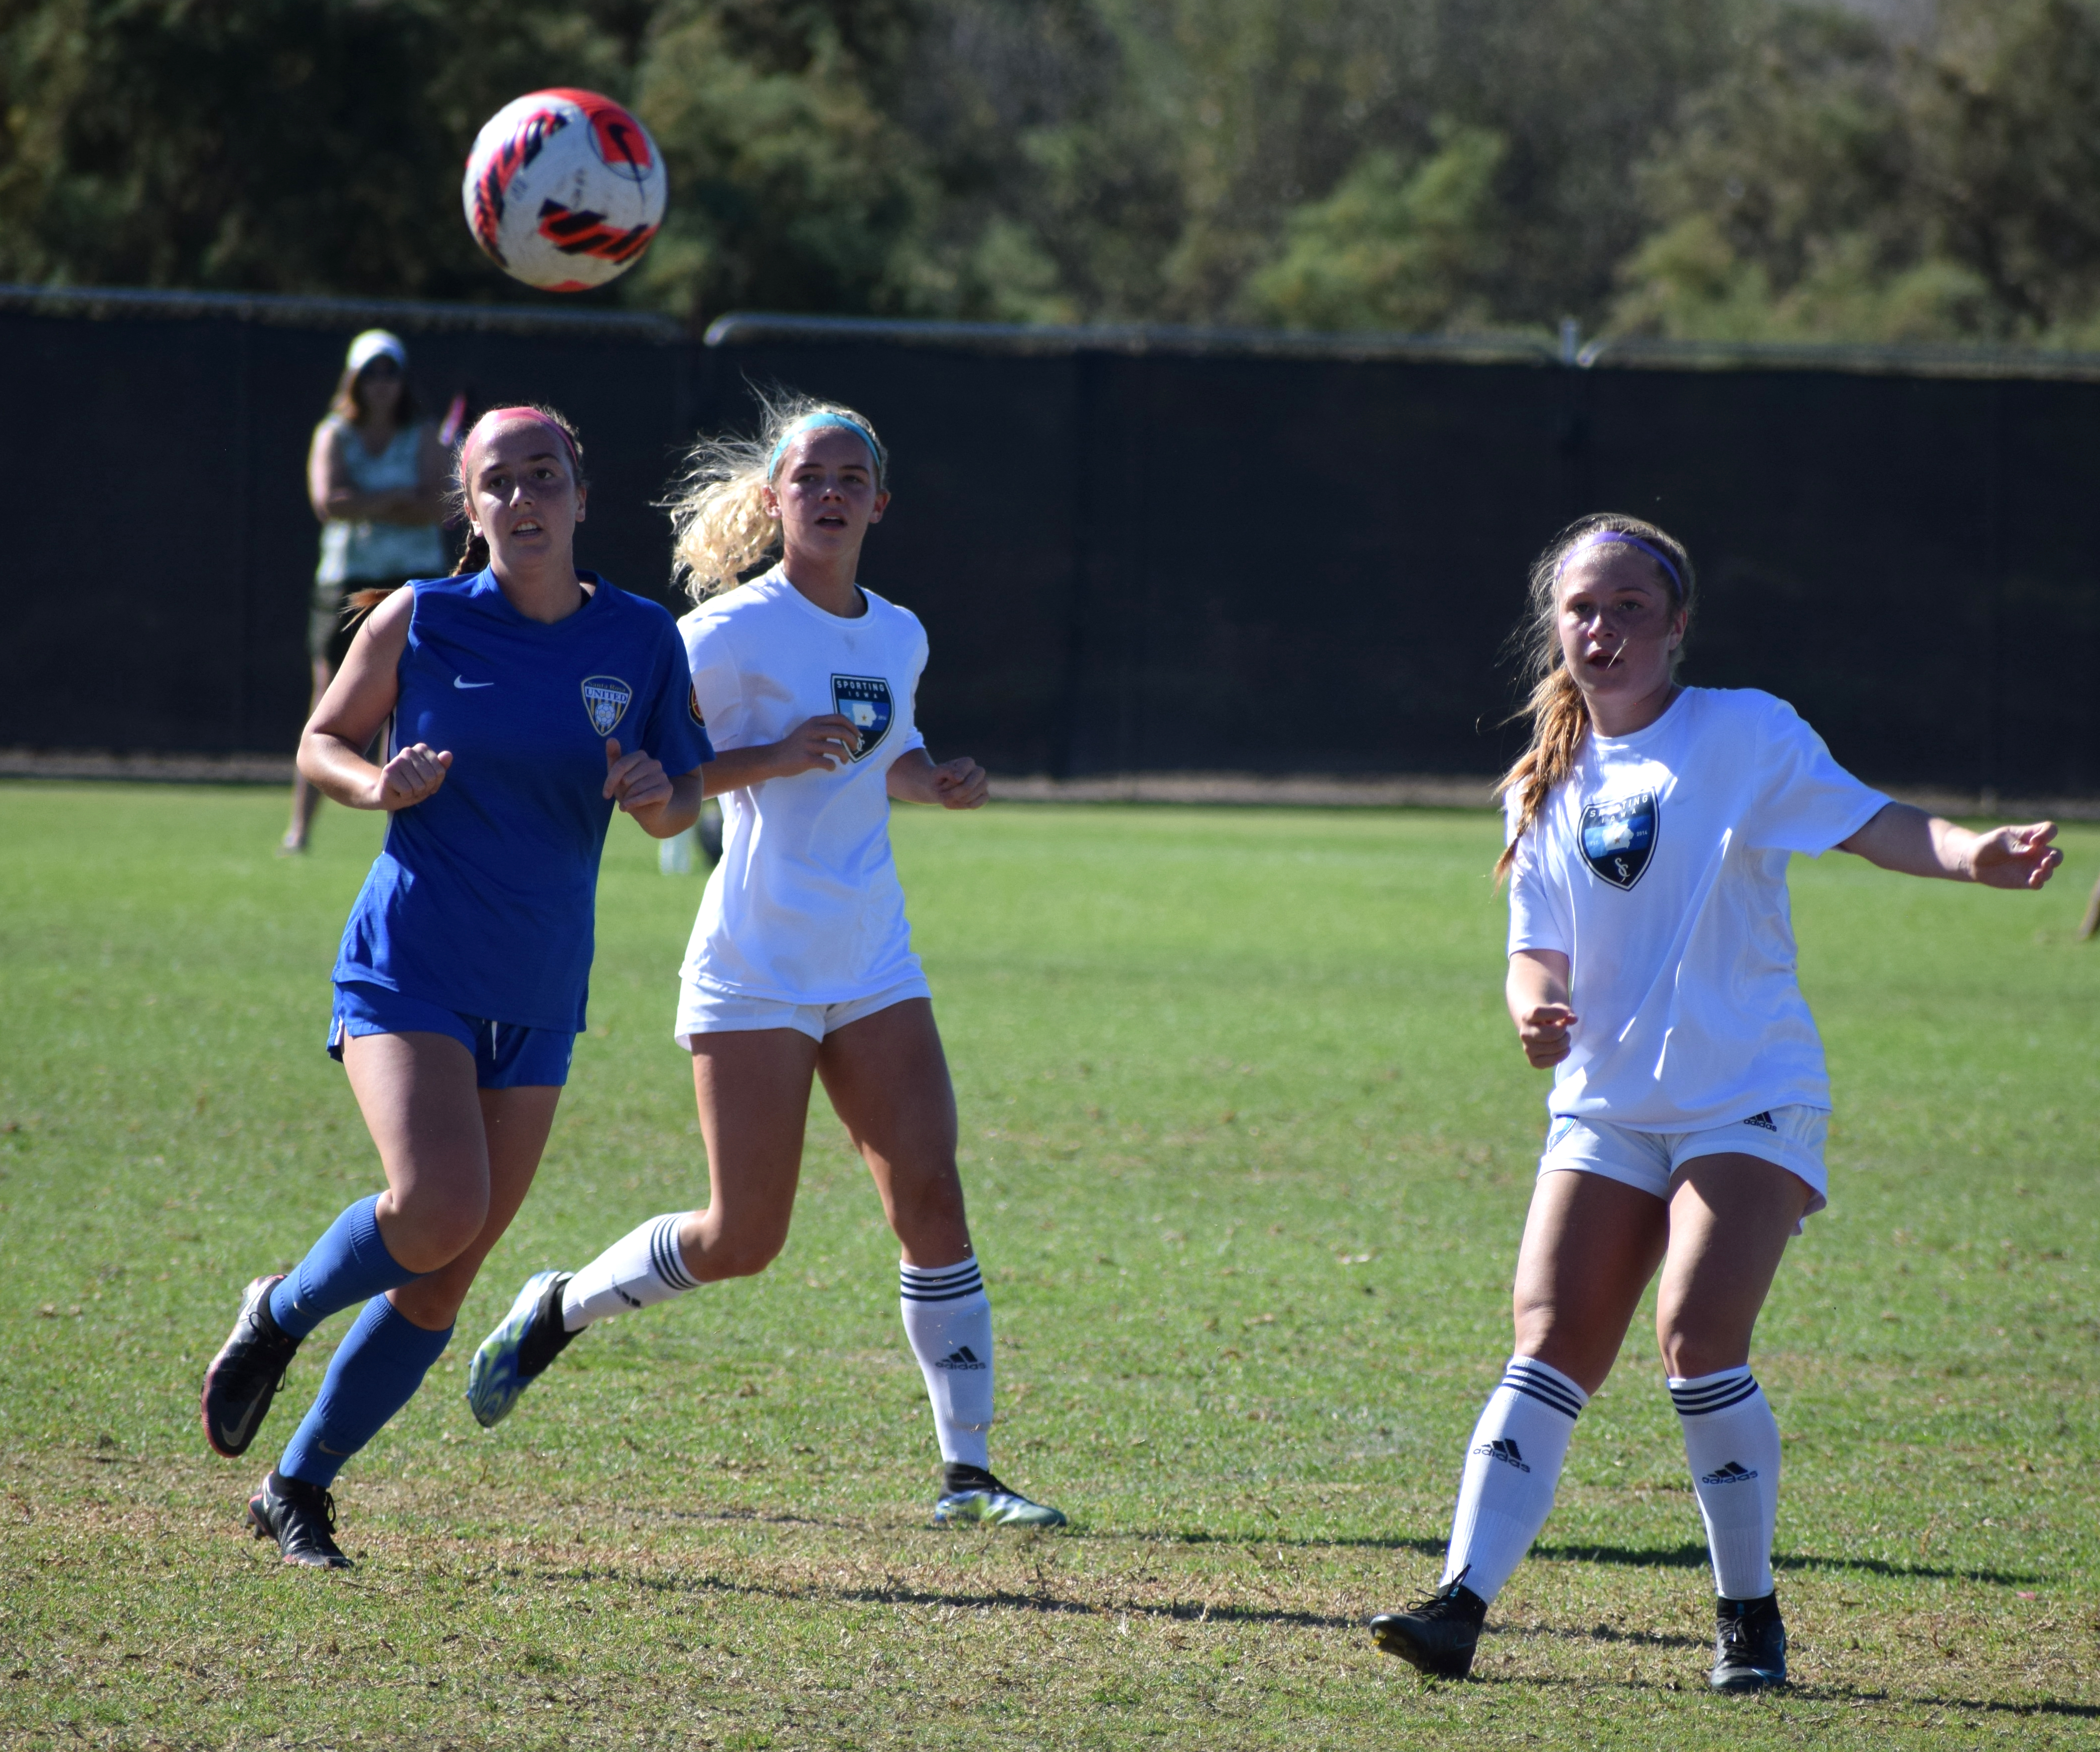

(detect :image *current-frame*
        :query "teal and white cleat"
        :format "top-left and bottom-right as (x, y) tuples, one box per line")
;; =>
(933, 1463), (1067, 1528)
(466, 1270), (574, 1430)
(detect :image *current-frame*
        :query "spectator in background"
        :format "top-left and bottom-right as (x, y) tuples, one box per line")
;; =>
(282, 329), (450, 855)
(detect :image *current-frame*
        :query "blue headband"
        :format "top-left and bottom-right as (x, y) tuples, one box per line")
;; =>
(1561, 530), (1684, 596)
(767, 412), (879, 479)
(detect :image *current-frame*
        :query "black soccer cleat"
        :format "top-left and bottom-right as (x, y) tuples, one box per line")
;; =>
(1369, 1578), (1490, 1678)
(1710, 1591), (1787, 1691)
(248, 1472), (352, 1569)
(201, 1275), (302, 1459)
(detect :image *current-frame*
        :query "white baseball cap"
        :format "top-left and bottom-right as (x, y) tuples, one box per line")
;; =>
(345, 329), (408, 374)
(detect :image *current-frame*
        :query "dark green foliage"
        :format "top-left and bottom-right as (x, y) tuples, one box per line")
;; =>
(2, 1), (2098, 341)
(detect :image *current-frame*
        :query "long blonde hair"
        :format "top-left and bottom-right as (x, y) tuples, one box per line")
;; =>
(664, 388), (889, 602)
(1494, 513), (1696, 883)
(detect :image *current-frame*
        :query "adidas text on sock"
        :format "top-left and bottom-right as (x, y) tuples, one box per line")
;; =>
(1440, 1355), (1588, 1603)
(1670, 1366), (1782, 1600)
(900, 1258), (994, 1471)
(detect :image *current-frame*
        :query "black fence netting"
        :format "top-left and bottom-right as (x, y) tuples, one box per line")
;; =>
(5, 289), (2096, 796)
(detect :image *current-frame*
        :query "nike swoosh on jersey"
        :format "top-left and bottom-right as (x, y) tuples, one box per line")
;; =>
(453, 676), (494, 689)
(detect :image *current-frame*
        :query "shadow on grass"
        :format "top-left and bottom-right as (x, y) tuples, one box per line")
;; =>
(1532, 1540), (2041, 1587)
(542, 1562), (1364, 1631)
(1462, 1671), (2100, 1719)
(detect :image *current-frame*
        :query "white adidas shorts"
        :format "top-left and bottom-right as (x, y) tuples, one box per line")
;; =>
(674, 975), (932, 1049)
(1539, 1105), (1829, 1226)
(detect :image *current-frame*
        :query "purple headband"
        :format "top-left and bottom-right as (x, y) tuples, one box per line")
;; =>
(1560, 530), (1684, 596)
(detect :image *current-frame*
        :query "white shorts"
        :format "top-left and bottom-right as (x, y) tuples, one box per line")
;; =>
(1539, 1105), (1829, 1226)
(673, 975), (932, 1049)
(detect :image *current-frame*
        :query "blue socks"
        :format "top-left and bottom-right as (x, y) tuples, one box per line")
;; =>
(278, 1295), (453, 1489)
(269, 1196), (421, 1339)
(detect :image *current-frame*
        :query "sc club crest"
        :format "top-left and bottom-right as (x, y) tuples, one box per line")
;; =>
(831, 674), (893, 760)
(1581, 791), (1658, 890)
(581, 675), (633, 737)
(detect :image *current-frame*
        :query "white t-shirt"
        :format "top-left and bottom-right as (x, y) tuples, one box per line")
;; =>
(1506, 687), (1889, 1130)
(679, 569), (929, 1004)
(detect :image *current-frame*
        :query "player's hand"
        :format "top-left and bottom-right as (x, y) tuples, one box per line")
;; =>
(603, 738), (672, 814)
(774, 714), (863, 775)
(1516, 1002), (1578, 1068)
(372, 742), (452, 810)
(1967, 821), (2061, 890)
(926, 755), (989, 810)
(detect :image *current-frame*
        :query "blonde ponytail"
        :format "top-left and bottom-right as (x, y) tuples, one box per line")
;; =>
(665, 388), (889, 603)
(1494, 513), (1697, 884)
(1494, 667), (1590, 883)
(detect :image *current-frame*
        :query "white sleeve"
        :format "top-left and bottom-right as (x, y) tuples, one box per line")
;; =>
(1747, 696), (1890, 856)
(682, 614), (745, 749)
(1505, 797), (1572, 957)
(897, 618), (929, 756)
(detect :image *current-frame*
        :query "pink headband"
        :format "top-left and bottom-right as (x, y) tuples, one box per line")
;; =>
(1560, 530), (1683, 595)
(466, 407), (581, 473)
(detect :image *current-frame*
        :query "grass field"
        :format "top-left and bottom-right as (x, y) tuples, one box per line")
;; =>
(1, 781), (2097, 1750)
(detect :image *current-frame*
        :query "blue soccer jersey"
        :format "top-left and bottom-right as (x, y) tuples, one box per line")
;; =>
(332, 570), (711, 1031)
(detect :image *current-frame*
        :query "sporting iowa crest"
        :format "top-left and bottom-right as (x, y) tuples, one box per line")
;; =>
(831, 674), (893, 760)
(1581, 791), (1658, 890)
(581, 675), (633, 737)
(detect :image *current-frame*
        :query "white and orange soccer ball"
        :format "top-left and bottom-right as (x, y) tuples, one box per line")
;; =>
(462, 89), (666, 292)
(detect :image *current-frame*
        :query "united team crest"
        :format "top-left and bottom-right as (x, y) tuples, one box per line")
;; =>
(831, 674), (893, 760)
(1581, 792), (1658, 890)
(581, 675), (633, 737)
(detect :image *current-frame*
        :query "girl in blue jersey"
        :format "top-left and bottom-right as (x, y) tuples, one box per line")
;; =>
(466, 394), (1063, 1529)
(201, 405), (711, 1568)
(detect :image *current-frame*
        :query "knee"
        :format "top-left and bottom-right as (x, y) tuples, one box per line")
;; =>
(381, 1189), (489, 1275)
(1655, 1306), (1751, 1380)
(691, 1217), (788, 1282)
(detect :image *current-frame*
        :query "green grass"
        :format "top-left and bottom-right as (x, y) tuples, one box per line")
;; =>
(1, 782), (2097, 1749)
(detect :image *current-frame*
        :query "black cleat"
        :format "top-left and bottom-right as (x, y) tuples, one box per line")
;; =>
(248, 1472), (352, 1569)
(1369, 1579), (1490, 1678)
(201, 1275), (302, 1459)
(1710, 1591), (1787, 1691)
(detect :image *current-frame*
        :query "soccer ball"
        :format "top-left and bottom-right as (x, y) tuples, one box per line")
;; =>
(462, 89), (666, 292)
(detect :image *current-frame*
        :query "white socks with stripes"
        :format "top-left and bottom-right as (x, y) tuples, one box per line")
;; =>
(1671, 1366), (1782, 1599)
(1440, 1355), (1588, 1602)
(899, 1258), (994, 1470)
(560, 1213), (699, 1332)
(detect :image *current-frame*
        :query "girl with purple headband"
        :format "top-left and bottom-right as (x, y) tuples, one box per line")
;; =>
(1369, 512), (2060, 1691)
(466, 390), (1066, 1530)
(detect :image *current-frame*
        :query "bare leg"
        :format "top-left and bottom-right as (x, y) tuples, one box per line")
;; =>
(675, 1028), (822, 1280)
(283, 655), (332, 852)
(815, 998), (972, 1266)
(1510, 1169), (1671, 1393)
(392, 1084), (562, 1329)
(1654, 1155), (1811, 1375)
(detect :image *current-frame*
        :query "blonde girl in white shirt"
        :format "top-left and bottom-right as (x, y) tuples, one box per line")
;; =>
(1370, 514), (2059, 1690)
(468, 393), (1063, 1529)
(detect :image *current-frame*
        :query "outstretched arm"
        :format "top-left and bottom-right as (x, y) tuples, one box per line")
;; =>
(1839, 802), (2061, 890)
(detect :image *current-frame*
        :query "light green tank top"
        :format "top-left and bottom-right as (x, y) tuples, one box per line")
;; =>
(315, 417), (448, 586)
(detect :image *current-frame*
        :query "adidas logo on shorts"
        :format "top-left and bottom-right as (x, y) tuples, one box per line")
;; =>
(1700, 1460), (1760, 1485)
(1743, 1111), (1778, 1132)
(1474, 1437), (1530, 1472)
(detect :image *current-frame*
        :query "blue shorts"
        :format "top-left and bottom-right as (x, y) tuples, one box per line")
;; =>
(326, 981), (575, 1089)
